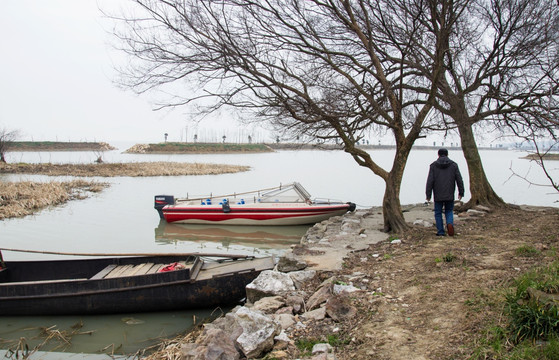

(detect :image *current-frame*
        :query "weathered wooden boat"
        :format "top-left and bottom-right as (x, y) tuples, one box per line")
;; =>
(0, 254), (275, 315)
(154, 182), (356, 225)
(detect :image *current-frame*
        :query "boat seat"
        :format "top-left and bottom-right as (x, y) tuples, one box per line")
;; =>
(92, 261), (191, 279)
(90, 264), (117, 280)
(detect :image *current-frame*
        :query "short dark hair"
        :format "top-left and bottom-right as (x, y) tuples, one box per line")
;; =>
(438, 148), (448, 157)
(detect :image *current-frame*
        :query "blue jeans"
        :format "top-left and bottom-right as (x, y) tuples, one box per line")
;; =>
(434, 200), (454, 235)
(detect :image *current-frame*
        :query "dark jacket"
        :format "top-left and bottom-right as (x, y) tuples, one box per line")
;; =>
(426, 156), (465, 202)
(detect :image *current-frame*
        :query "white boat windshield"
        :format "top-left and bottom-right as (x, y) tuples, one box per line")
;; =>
(258, 182), (311, 203)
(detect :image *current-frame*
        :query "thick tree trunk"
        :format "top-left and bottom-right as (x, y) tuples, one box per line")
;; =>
(344, 142), (411, 233)
(381, 146), (411, 233)
(457, 122), (506, 209)
(382, 171), (408, 233)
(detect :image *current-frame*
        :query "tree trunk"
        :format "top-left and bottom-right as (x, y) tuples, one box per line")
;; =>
(382, 171), (408, 233)
(457, 122), (506, 209)
(344, 142), (410, 233)
(381, 144), (412, 233)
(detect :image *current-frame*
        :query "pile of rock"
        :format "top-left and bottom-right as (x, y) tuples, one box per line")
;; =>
(180, 257), (360, 360)
(124, 144), (150, 153)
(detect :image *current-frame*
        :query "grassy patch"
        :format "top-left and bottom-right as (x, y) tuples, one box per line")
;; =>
(515, 245), (541, 257)
(469, 262), (559, 359)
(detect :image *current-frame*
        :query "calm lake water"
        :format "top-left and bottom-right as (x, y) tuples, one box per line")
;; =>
(0, 145), (557, 356)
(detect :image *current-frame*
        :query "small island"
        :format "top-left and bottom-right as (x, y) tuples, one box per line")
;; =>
(11, 141), (116, 152)
(125, 142), (273, 154)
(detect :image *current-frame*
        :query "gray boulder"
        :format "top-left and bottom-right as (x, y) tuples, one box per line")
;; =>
(277, 253), (308, 272)
(251, 296), (286, 314)
(289, 269), (317, 289)
(233, 306), (282, 358)
(246, 270), (296, 303)
(181, 327), (240, 360)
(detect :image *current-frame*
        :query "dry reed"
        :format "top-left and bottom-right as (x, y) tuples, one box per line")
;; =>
(0, 180), (108, 220)
(0, 162), (249, 177)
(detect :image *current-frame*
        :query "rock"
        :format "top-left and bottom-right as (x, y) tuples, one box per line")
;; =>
(307, 282), (333, 310)
(301, 306), (327, 321)
(285, 295), (305, 314)
(208, 311), (244, 344)
(267, 350), (290, 360)
(232, 306), (282, 358)
(474, 205), (492, 212)
(246, 270), (296, 303)
(181, 327), (240, 360)
(276, 305), (295, 315)
(289, 269), (317, 289)
(325, 296), (357, 321)
(466, 209), (486, 216)
(312, 343), (333, 354)
(413, 219), (433, 227)
(274, 330), (291, 344)
(273, 313), (296, 330)
(277, 253), (308, 272)
(251, 296), (285, 314)
(311, 353), (337, 360)
(333, 283), (361, 294)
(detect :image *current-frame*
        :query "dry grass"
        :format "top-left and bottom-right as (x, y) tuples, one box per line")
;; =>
(0, 162), (250, 177)
(0, 180), (108, 219)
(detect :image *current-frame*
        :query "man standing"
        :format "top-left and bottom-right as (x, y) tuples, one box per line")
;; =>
(426, 148), (465, 236)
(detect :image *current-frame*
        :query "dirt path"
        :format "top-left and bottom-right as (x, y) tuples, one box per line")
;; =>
(300, 205), (559, 359)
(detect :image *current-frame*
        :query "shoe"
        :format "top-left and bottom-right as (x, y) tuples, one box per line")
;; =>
(447, 224), (454, 236)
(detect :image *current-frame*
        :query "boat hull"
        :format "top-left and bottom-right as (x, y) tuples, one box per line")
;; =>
(162, 204), (352, 225)
(0, 255), (274, 315)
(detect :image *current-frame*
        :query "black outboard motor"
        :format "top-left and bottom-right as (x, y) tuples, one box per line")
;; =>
(154, 195), (175, 219)
(347, 202), (357, 212)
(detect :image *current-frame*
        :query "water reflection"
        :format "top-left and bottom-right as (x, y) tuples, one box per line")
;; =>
(154, 221), (308, 251)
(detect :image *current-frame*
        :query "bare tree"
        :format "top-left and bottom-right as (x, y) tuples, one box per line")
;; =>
(0, 128), (19, 163)
(108, 0), (457, 232)
(427, 0), (559, 209)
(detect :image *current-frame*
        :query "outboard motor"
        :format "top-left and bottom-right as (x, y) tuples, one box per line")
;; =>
(347, 202), (357, 212)
(154, 195), (175, 219)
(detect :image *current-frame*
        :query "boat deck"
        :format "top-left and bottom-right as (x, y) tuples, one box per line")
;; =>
(197, 257), (275, 281)
(91, 260), (194, 280)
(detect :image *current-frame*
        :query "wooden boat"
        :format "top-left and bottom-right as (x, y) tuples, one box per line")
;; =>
(154, 182), (356, 225)
(0, 254), (275, 315)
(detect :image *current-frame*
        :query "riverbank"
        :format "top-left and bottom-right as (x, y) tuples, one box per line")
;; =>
(0, 162), (249, 177)
(125, 142), (273, 154)
(10, 141), (116, 151)
(143, 204), (559, 359)
(0, 180), (108, 220)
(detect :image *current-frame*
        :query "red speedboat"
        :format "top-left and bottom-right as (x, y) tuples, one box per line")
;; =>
(154, 182), (355, 226)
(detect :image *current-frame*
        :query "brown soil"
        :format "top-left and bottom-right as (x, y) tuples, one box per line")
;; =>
(297, 206), (559, 359)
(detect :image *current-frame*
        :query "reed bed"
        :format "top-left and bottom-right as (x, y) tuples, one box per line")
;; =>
(0, 162), (249, 177)
(0, 180), (108, 219)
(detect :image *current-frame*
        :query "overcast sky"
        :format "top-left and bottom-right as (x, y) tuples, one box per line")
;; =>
(0, 1), (476, 148)
(0, 0), (253, 144)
